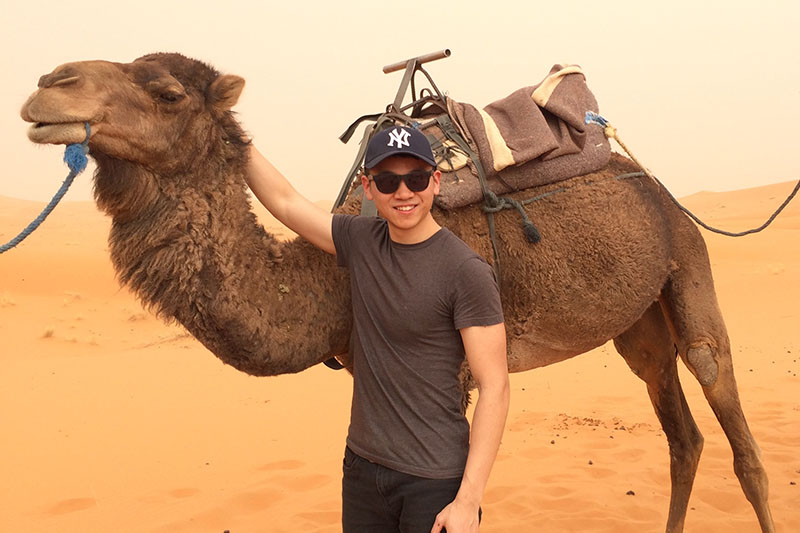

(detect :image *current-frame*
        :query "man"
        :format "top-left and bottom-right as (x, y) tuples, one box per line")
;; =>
(246, 125), (509, 533)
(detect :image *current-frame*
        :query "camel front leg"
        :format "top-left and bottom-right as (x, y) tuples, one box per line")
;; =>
(613, 301), (704, 533)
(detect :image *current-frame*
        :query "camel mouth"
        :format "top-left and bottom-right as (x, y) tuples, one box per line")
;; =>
(26, 121), (91, 145)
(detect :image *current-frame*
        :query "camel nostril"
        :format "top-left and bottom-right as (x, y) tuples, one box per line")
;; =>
(38, 71), (81, 89)
(51, 76), (80, 88)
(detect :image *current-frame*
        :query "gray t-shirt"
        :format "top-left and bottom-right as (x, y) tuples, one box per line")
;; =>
(332, 214), (504, 478)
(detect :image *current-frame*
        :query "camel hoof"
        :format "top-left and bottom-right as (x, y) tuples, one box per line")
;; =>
(686, 344), (718, 386)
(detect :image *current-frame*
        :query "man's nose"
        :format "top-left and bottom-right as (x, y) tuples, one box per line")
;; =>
(393, 180), (414, 198)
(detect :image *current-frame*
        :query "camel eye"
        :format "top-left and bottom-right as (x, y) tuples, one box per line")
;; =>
(160, 91), (184, 103)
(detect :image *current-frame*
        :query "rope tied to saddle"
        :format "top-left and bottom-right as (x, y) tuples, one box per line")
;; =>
(432, 114), (542, 261)
(585, 111), (800, 237)
(0, 123), (90, 254)
(481, 190), (541, 244)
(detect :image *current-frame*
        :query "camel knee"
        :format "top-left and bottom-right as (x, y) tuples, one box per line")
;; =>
(734, 451), (770, 502)
(683, 342), (719, 386)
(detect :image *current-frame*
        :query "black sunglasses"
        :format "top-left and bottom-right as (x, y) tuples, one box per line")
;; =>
(368, 169), (433, 194)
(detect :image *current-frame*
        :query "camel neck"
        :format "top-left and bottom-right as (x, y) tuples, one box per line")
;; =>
(99, 161), (351, 376)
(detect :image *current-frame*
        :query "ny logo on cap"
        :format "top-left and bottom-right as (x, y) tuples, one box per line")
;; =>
(387, 128), (411, 149)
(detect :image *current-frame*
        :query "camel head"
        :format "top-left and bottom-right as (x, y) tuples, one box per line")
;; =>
(21, 53), (250, 219)
(20, 53), (247, 174)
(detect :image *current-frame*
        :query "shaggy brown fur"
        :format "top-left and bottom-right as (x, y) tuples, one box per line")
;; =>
(20, 53), (774, 533)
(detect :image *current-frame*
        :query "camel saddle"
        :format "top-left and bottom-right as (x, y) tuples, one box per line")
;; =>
(417, 64), (611, 210)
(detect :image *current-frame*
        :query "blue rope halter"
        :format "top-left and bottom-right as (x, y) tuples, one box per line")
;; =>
(0, 123), (91, 253)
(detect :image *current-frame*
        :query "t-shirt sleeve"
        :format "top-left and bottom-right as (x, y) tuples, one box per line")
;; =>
(332, 213), (355, 267)
(452, 256), (504, 329)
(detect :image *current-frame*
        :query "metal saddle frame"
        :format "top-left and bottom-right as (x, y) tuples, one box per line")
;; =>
(334, 49), (491, 217)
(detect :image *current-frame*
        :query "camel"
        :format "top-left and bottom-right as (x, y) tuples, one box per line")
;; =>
(20, 53), (774, 532)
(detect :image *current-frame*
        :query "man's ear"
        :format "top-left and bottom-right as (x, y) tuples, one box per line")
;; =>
(361, 173), (374, 201)
(431, 169), (442, 196)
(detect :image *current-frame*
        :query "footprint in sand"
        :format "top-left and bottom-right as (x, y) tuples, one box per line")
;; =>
(257, 459), (305, 471)
(0, 292), (15, 307)
(231, 488), (285, 512)
(169, 487), (200, 499)
(586, 466), (618, 480)
(277, 473), (333, 491)
(611, 447), (647, 462)
(295, 510), (340, 525)
(61, 292), (82, 306)
(483, 484), (527, 505)
(46, 497), (96, 515)
(127, 311), (150, 322)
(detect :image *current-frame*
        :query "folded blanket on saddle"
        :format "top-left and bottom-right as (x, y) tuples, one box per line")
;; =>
(429, 64), (611, 210)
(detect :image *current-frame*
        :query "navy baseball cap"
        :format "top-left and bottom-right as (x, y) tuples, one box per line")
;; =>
(364, 125), (436, 169)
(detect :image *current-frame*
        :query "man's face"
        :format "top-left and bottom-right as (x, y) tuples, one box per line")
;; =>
(361, 155), (441, 239)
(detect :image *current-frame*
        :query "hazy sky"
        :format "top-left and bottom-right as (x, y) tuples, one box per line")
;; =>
(1, 0), (798, 204)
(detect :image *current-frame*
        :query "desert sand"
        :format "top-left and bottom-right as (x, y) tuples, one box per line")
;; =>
(1, 181), (798, 532)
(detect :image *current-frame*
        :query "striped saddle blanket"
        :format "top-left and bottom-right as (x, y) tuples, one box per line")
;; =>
(421, 64), (611, 210)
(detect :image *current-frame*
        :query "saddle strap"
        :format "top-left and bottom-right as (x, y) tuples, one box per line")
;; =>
(435, 114), (505, 282)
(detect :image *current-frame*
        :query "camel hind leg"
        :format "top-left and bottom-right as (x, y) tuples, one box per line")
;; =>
(659, 221), (774, 532)
(613, 301), (703, 533)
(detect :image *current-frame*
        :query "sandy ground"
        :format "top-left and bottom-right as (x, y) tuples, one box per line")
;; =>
(1, 181), (798, 532)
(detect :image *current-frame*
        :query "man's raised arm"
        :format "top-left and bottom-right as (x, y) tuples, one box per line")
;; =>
(246, 145), (335, 255)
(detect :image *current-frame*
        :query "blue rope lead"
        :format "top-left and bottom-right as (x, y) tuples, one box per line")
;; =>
(584, 111), (609, 128)
(0, 123), (90, 254)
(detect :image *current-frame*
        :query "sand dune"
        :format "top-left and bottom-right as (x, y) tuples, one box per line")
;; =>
(1, 181), (798, 532)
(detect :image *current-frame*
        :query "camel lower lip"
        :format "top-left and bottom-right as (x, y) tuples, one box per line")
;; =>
(27, 122), (89, 145)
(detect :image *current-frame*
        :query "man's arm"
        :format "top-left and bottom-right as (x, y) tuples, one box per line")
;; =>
(432, 322), (509, 533)
(246, 145), (335, 254)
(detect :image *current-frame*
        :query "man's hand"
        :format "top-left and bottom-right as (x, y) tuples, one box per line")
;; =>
(431, 496), (480, 533)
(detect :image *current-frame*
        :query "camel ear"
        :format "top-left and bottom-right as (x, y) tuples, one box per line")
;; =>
(208, 75), (245, 111)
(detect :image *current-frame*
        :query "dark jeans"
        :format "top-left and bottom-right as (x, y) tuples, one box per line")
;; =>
(342, 446), (479, 533)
